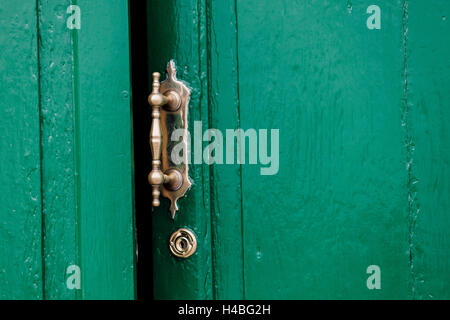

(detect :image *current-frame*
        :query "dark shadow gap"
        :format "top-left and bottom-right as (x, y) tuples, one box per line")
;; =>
(129, 0), (152, 300)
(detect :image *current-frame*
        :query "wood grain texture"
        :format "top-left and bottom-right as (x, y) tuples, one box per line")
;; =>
(151, 0), (450, 300)
(407, 0), (450, 299)
(207, 0), (245, 300)
(148, 0), (213, 300)
(236, 0), (410, 299)
(1, 0), (448, 301)
(38, 0), (79, 300)
(75, 0), (135, 299)
(0, 0), (43, 300)
(1, 0), (135, 300)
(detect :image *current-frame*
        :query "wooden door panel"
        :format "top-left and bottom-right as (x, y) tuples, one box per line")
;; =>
(208, 1), (246, 300)
(0, 0), (43, 300)
(39, 0), (80, 299)
(147, 0), (450, 299)
(75, 0), (135, 299)
(408, 1), (450, 299)
(237, 0), (408, 299)
(0, 0), (135, 299)
(148, 0), (213, 300)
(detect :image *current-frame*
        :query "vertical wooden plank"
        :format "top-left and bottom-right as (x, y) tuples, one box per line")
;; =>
(148, 0), (213, 300)
(38, 0), (79, 300)
(407, 0), (450, 299)
(76, 0), (135, 299)
(37, 0), (135, 299)
(207, 0), (245, 299)
(0, 1), (43, 299)
(237, 0), (409, 299)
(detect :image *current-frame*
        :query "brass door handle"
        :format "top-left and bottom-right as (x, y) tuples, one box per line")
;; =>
(147, 61), (191, 219)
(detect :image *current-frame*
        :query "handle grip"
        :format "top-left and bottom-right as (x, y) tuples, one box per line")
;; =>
(148, 72), (168, 207)
(147, 61), (191, 219)
(148, 72), (183, 207)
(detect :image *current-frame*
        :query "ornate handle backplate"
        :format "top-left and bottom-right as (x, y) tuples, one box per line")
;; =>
(147, 60), (191, 219)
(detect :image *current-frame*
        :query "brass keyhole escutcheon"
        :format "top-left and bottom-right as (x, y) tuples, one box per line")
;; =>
(169, 228), (197, 259)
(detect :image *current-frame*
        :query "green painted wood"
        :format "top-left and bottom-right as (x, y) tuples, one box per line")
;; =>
(1, 0), (135, 300)
(38, 0), (79, 300)
(75, 0), (135, 299)
(149, 0), (450, 300)
(37, 0), (135, 299)
(207, 0), (245, 300)
(150, 0), (449, 300)
(407, 0), (450, 299)
(0, 0), (43, 300)
(236, 0), (410, 299)
(147, 0), (213, 300)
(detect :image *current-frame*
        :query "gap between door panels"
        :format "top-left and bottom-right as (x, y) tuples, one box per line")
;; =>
(129, 0), (153, 300)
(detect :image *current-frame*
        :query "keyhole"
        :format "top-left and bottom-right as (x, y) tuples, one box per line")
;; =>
(176, 237), (190, 252)
(169, 228), (197, 258)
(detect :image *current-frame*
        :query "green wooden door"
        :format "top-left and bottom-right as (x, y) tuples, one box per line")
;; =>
(0, 0), (135, 299)
(149, 0), (450, 299)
